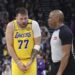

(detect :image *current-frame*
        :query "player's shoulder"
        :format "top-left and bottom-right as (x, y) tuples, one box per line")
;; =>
(32, 19), (38, 23)
(6, 20), (14, 30)
(28, 19), (39, 25)
(31, 19), (39, 26)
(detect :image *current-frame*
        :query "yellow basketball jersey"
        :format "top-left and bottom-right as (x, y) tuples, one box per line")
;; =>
(13, 19), (34, 59)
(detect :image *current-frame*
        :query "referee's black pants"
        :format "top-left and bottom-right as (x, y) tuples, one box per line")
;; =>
(50, 61), (60, 75)
(50, 60), (75, 75)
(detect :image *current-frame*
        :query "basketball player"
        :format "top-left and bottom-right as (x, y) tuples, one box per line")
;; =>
(48, 10), (75, 75)
(6, 7), (41, 75)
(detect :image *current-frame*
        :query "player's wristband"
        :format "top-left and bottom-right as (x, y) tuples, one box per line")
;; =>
(33, 45), (40, 51)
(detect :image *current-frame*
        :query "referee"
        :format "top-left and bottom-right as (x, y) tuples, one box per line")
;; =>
(48, 10), (75, 75)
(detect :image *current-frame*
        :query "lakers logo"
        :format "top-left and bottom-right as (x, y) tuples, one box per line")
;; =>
(15, 32), (31, 38)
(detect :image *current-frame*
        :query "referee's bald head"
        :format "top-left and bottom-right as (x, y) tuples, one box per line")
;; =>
(50, 10), (64, 23)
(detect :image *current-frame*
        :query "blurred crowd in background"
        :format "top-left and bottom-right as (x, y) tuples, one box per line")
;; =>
(0, 0), (75, 75)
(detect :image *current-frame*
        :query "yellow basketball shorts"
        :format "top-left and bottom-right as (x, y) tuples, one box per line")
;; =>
(11, 59), (37, 75)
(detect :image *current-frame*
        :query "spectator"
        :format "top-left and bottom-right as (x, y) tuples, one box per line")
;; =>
(37, 53), (45, 75)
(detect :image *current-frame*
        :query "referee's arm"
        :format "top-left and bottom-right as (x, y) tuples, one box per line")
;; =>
(57, 29), (73, 75)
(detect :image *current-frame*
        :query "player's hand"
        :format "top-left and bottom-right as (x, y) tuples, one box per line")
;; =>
(25, 60), (32, 70)
(16, 61), (26, 71)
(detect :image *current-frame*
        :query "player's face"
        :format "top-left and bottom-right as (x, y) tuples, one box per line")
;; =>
(48, 12), (58, 29)
(16, 13), (28, 28)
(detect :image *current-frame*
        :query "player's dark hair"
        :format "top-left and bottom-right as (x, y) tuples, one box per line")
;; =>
(15, 7), (28, 16)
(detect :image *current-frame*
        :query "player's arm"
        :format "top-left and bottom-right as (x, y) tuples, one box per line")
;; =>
(6, 22), (20, 63)
(31, 22), (41, 62)
(6, 22), (26, 71)
(26, 20), (41, 67)
(31, 20), (41, 63)
(57, 29), (73, 75)
(30, 36), (41, 63)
